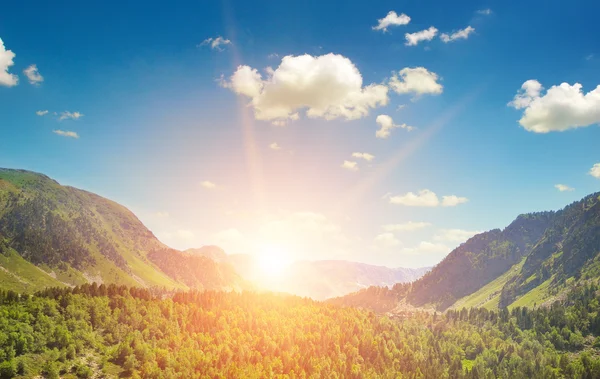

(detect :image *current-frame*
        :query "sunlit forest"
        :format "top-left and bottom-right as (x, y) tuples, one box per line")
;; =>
(0, 283), (599, 378)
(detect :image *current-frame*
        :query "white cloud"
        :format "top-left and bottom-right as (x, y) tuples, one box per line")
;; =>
(351, 152), (375, 161)
(374, 232), (401, 248)
(155, 211), (170, 218)
(434, 229), (480, 242)
(53, 130), (79, 139)
(0, 38), (18, 87)
(59, 111), (84, 121)
(341, 160), (358, 171)
(201, 180), (217, 189)
(401, 241), (451, 255)
(476, 9), (492, 15)
(389, 189), (440, 207)
(389, 67), (443, 97)
(269, 142), (281, 150)
(268, 53), (279, 59)
(508, 80), (600, 133)
(440, 26), (475, 43)
(23, 64), (43, 85)
(199, 36), (232, 51)
(405, 26), (438, 46)
(221, 53), (389, 123)
(375, 114), (414, 138)
(508, 80), (543, 109)
(590, 163), (600, 179)
(441, 195), (469, 207)
(389, 190), (468, 207)
(36, 110), (48, 116)
(382, 221), (431, 232)
(555, 184), (574, 192)
(373, 11), (411, 32)
(396, 104), (406, 111)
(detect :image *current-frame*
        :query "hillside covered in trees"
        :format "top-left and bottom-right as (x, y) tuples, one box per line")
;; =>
(332, 193), (600, 312)
(0, 168), (246, 293)
(1, 283), (600, 378)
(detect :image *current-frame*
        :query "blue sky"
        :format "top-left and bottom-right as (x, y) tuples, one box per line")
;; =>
(1, 0), (599, 267)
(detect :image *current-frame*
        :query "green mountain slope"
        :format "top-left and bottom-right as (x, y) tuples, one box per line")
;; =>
(407, 212), (553, 309)
(0, 168), (245, 292)
(333, 192), (600, 312)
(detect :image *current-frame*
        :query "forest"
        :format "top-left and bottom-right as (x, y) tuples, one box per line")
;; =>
(0, 283), (600, 378)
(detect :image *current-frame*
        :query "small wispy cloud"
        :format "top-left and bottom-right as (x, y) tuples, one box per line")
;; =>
(373, 11), (411, 32)
(201, 180), (217, 189)
(36, 110), (49, 116)
(405, 26), (438, 46)
(23, 64), (44, 85)
(440, 26), (475, 43)
(199, 36), (232, 51)
(59, 111), (84, 121)
(375, 114), (414, 139)
(476, 9), (492, 15)
(53, 130), (79, 139)
(351, 152), (375, 162)
(341, 160), (358, 171)
(269, 142), (281, 150)
(554, 184), (574, 192)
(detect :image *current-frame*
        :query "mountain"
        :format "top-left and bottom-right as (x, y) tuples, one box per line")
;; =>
(224, 253), (429, 300)
(0, 168), (246, 292)
(279, 260), (429, 300)
(332, 192), (600, 312)
(185, 245), (228, 262)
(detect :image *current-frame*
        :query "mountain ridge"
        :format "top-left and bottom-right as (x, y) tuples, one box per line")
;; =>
(0, 168), (246, 292)
(332, 192), (600, 312)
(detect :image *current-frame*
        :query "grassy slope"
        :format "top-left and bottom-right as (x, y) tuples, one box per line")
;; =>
(0, 169), (185, 291)
(0, 248), (64, 292)
(451, 257), (526, 310)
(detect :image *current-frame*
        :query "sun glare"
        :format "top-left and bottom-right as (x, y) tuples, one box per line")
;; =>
(256, 245), (290, 278)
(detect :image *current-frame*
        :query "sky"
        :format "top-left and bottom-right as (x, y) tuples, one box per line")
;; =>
(1, 0), (599, 268)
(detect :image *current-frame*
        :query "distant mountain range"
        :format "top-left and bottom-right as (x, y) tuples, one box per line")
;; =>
(331, 192), (600, 312)
(0, 168), (247, 292)
(182, 245), (430, 300)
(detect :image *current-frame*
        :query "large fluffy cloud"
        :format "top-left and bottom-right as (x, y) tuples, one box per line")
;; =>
(372, 11), (411, 32)
(509, 80), (600, 133)
(389, 67), (443, 97)
(440, 26), (475, 43)
(0, 38), (18, 87)
(221, 53), (389, 123)
(389, 189), (468, 207)
(405, 27), (438, 46)
(375, 114), (413, 138)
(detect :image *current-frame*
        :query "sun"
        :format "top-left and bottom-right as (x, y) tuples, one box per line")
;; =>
(256, 245), (290, 278)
